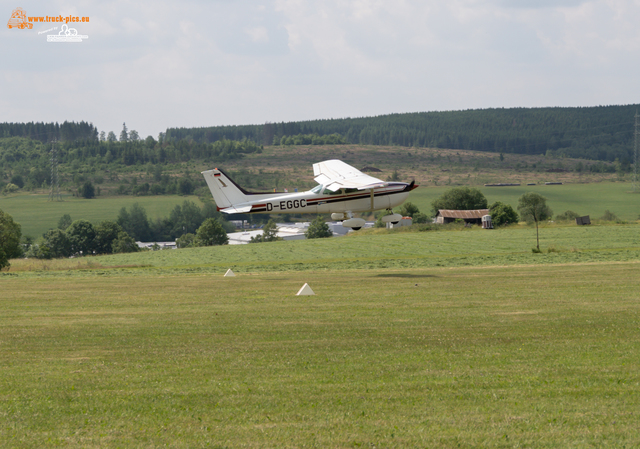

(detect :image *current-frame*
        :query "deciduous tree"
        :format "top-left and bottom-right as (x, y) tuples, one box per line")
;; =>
(40, 229), (72, 259)
(194, 218), (228, 246)
(111, 231), (139, 253)
(261, 219), (281, 242)
(0, 209), (22, 270)
(94, 220), (124, 254)
(305, 217), (332, 239)
(169, 200), (203, 238)
(431, 187), (488, 215)
(66, 219), (96, 256)
(249, 219), (281, 243)
(517, 192), (553, 251)
(397, 202), (429, 223)
(57, 214), (72, 230)
(80, 180), (95, 199)
(117, 204), (152, 241)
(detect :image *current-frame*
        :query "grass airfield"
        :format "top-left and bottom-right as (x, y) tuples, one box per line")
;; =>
(2, 224), (640, 447)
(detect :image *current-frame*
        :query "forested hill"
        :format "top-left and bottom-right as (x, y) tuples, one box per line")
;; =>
(166, 105), (639, 163)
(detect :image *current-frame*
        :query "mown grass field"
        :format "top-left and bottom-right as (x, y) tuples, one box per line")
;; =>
(0, 194), (204, 239)
(2, 224), (640, 447)
(7, 223), (640, 274)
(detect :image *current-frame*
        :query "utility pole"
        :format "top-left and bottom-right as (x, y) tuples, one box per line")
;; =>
(48, 140), (61, 201)
(635, 110), (639, 193)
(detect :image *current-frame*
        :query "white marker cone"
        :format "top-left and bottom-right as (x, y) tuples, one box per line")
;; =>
(224, 269), (236, 277)
(296, 283), (315, 296)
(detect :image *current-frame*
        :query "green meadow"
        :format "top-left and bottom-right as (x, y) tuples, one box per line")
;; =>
(1, 180), (638, 241)
(2, 224), (640, 447)
(408, 181), (639, 221)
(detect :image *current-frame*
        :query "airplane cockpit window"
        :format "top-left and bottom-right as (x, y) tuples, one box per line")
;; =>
(311, 185), (323, 194)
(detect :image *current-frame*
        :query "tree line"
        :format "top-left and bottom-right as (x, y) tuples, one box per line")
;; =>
(0, 136), (261, 169)
(0, 135), (261, 194)
(0, 199), (233, 265)
(166, 105), (640, 164)
(114, 200), (235, 243)
(0, 121), (98, 142)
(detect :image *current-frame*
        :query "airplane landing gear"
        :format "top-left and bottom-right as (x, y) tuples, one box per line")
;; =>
(381, 210), (403, 225)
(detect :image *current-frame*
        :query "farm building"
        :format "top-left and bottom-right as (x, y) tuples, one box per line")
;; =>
(435, 209), (490, 225)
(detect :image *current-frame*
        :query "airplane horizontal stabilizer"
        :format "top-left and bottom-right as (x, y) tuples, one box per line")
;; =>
(220, 205), (252, 214)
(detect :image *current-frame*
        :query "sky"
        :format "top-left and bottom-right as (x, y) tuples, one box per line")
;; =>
(2, 0), (640, 139)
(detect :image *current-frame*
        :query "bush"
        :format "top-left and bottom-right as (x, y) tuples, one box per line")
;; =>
(556, 210), (581, 222)
(600, 210), (619, 222)
(176, 233), (196, 248)
(3, 183), (19, 194)
(489, 202), (519, 227)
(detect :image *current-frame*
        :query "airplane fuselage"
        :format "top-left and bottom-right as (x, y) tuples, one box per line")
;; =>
(243, 183), (414, 215)
(202, 164), (418, 226)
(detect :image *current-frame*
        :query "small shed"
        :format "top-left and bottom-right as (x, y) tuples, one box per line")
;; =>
(435, 209), (490, 225)
(576, 215), (591, 226)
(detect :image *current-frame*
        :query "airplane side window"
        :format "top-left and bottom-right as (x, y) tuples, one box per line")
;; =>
(323, 188), (334, 195)
(344, 188), (359, 194)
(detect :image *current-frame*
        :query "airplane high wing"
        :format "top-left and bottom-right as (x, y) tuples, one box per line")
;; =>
(202, 159), (418, 230)
(313, 159), (388, 192)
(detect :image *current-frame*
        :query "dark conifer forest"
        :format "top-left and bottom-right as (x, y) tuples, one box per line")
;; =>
(166, 105), (639, 163)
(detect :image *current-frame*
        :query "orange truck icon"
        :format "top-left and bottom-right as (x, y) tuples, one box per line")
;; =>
(7, 7), (33, 29)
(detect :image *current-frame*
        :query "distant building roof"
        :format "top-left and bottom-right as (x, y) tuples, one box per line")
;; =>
(436, 209), (490, 219)
(227, 221), (361, 245)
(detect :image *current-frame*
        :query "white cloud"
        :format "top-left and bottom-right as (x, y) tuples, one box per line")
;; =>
(245, 26), (269, 43)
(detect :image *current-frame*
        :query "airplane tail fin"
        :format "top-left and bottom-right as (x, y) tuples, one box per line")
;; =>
(201, 168), (249, 210)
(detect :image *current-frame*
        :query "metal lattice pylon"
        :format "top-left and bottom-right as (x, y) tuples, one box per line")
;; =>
(48, 141), (62, 201)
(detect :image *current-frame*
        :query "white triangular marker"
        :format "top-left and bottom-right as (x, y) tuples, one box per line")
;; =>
(224, 269), (236, 277)
(296, 283), (315, 296)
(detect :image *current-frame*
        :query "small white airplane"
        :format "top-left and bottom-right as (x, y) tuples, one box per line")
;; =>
(202, 159), (418, 230)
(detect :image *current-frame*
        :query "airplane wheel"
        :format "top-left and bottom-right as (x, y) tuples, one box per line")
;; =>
(391, 221), (399, 225)
(351, 227), (361, 231)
